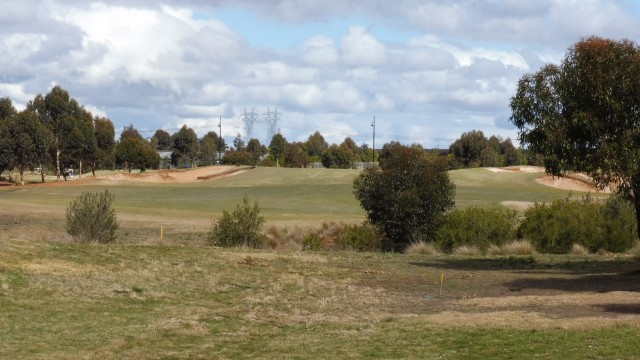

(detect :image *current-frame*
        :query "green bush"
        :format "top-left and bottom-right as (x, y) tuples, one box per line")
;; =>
(208, 197), (266, 248)
(435, 206), (518, 253)
(335, 223), (381, 252)
(66, 190), (118, 243)
(518, 195), (637, 254)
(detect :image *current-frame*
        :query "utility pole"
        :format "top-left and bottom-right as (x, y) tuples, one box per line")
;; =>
(218, 116), (222, 164)
(371, 116), (376, 163)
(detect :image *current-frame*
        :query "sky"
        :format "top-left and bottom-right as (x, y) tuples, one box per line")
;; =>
(2, 1), (640, 148)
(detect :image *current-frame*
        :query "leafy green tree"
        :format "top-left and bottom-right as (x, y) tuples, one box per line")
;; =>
(449, 130), (488, 168)
(510, 36), (640, 238)
(233, 133), (245, 151)
(321, 144), (353, 169)
(28, 86), (85, 180)
(198, 133), (219, 166)
(354, 142), (455, 251)
(284, 142), (310, 168)
(150, 129), (172, 150)
(114, 125), (159, 172)
(500, 138), (521, 166)
(6, 110), (50, 185)
(304, 131), (328, 162)
(0, 98), (17, 179)
(67, 108), (97, 178)
(246, 138), (266, 164)
(268, 133), (287, 166)
(171, 125), (199, 168)
(93, 116), (116, 174)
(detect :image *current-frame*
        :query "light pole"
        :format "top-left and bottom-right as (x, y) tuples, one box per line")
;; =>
(371, 116), (376, 163)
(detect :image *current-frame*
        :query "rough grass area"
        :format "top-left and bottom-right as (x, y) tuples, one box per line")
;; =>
(1, 238), (639, 359)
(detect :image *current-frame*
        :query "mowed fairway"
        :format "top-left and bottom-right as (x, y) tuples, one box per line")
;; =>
(1, 166), (638, 359)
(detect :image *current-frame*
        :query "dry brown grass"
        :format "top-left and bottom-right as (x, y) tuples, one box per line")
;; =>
(405, 241), (441, 255)
(452, 245), (482, 256)
(570, 243), (589, 255)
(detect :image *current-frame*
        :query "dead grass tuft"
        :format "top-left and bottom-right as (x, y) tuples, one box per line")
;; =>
(452, 245), (482, 256)
(405, 241), (441, 255)
(501, 240), (536, 255)
(570, 243), (589, 255)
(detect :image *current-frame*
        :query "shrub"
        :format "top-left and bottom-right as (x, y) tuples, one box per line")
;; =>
(518, 195), (637, 254)
(405, 241), (441, 255)
(66, 190), (118, 243)
(208, 197), (265, 248)
(334, 223), (381, 252)
(435, 206), (518, 253)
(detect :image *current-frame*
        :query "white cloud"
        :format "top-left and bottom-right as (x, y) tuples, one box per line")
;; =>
(301, 36), (338, 65)
(340, 26), (387, 66)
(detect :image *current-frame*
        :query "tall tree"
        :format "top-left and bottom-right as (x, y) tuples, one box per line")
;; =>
(233, 133), (245, 152)
(171, 125), (199, 168)
(284, 142), (310, 168)
(0, 98), (17, 180)
(449, 130), (489, 168)
(304, 131), (328, 160)
(67, 108), (97, 178)
(150, 129), (172, 150)
(28, 86), (85, 180)
(93, 116), (116, 174)
(246, 138), (265, 164)
(114, 125), (159, 172)
(354, 142), (455, 251)
(510, 36), (640, 238)
(268, 133), (287, 166)
(7, 110), (50, 185)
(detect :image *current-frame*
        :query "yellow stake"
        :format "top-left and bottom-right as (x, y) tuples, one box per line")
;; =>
(439, 273), (444, 296)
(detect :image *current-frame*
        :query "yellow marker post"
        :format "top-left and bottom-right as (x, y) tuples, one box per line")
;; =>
(439, 273), (444, 296)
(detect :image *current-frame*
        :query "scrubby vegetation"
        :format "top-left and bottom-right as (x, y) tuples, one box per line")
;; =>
(208, 197), (266, 248)
(65, 190), (118, 243)
(435, 206), (518, 253)
(518, 195), (637, 254)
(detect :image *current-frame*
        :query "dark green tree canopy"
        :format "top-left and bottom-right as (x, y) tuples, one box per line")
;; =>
(171, 125), (199, 167)
(115, 125), (159, 172)
(510, 36), (640, 237)
(354, 142), (455, 251)
(151, 129), (172, 150)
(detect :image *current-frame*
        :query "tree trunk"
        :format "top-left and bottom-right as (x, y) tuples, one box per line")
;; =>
(19, 167), (24, 186)
(40, 169), (45, 183)
(79, 160), (82, 179)
(632, 192), (640, 240)
(55, 148), (61, 181)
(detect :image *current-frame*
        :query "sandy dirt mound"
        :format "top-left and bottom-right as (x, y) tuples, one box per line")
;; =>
(96, 166), (251, 184)
(535, 174), (608, 193)
(486, 166), (545, 173)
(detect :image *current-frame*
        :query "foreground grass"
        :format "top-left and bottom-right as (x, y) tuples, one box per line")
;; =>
(1, 238), (638, 359)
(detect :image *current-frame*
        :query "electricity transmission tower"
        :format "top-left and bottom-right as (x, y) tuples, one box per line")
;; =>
(241, 108), (258, 143)
(264, 107), (280, 143)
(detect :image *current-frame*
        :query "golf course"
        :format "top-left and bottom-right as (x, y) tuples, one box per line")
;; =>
(1, 166), (638, 359)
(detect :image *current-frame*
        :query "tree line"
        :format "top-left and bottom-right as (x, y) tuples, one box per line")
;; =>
(1, 85), (539, 185)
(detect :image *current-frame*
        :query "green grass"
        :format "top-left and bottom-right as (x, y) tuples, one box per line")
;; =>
(0, 166), (608, 245)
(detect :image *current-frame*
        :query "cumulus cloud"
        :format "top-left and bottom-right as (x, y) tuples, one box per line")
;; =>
(340, 27), (387, 66)
(0, 0), (638, 148)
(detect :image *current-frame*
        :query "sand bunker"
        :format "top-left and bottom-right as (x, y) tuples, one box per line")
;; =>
(486, 166), (607, 193)
(96, 166), (251, 184)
